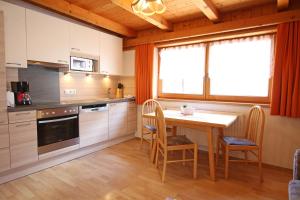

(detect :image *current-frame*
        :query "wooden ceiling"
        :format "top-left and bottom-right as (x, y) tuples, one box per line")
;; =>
(24, 0), (297, 39)
(65, 0), (276, 30)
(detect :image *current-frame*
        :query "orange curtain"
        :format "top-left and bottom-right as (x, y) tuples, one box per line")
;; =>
(135, 44), (154, 105)
(271, 21), (300, 117)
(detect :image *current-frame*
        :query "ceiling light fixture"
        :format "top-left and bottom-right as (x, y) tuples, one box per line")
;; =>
(131, 0), (166, 16)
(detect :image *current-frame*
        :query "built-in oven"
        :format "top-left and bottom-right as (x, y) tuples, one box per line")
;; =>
(37, 106), (79, 154)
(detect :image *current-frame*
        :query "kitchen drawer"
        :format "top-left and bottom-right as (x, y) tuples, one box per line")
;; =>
(109, 102), (127, 114)
(128, 101), (136, 108)
(9, 121), (37, 146)
(0, 124), (9, 148)
(9, 121), (38, 168)
(0, 111), (8, 125)
(0, 148), (10, 173)
(9, 110), (36, 123)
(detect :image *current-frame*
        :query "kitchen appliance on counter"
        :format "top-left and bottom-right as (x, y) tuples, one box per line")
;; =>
(7, 91), (15, 107)
(11, 81), (32, 105)
(70, 56), (94, 72)
(37, 106), (79, 154)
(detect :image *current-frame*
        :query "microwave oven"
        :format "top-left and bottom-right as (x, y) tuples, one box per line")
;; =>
(70, 56), (94, 72)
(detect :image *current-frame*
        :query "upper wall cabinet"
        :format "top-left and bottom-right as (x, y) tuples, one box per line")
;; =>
(69, 23), (100, 57)
(26, 9), (69, 65)
(122, 50), (135, 76)
(99, 32), (122, 75)
(0, 1), (27, 68)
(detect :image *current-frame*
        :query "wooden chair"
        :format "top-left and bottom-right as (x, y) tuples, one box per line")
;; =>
(141, 99), (162, 149)
(216, 105), (265, 182)
(154, 106), (198, 182)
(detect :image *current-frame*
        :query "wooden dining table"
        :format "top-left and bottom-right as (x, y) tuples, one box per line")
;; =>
(143, 109), (238, 181)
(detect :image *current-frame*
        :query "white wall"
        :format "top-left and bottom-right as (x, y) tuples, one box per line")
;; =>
(137, 100), (300, 169)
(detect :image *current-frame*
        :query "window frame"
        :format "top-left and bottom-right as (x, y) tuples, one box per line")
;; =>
(157, 34), (274, 104)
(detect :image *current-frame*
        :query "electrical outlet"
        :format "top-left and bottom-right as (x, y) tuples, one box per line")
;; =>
(64, 89), (77, 95)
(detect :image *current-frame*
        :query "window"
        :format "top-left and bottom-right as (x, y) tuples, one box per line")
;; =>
(159, 44), (206, 97)
(158, 35), (274, 103)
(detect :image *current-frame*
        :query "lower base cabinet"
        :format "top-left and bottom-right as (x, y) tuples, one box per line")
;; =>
(9, 121), (38, 168)
(0, 124), (10, 173)
(0, 148), (10, 173)
(109, 102), (128, 139)
(79, 111), (109, 148)
(127, 102), (137, 134)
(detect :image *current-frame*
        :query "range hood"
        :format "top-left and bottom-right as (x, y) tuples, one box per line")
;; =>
(27, 60), (69, 69)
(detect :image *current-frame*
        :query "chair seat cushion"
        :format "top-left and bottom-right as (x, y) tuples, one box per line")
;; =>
(167, 135), (193, 146)
(223, 136), (256, 146)
(289, 180), (300, 200)
(144, 124), (156, 132)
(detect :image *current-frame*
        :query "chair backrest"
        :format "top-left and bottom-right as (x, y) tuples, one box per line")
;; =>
(245, 105), (266, 147)
(155, 106), (167, 148)
(142, 99), (162, 128)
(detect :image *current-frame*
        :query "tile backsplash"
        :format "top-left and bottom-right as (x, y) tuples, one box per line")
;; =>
(6, 67), (136, 102)
(119, 76), (135, 97)
(59, 72), (119, 101)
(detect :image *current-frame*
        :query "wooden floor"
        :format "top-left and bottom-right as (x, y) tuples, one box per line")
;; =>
(0, 139), (292, 200)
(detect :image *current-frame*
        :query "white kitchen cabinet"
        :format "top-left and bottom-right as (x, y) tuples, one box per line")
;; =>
(109, 102), (128, 139)
(99, 32), (123, 75)
(26, 9), (69, 65)
(0, 1), (27, 68)
(9, 120), (38, 168)
(69, 23), (100, 56)
(79, 110), (109, 148)
(122, 50), (135, 76)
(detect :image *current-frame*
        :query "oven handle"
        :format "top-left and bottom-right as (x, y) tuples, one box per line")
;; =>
(38, 116), (78, 124)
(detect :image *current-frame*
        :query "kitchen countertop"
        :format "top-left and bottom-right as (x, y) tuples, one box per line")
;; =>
(7, 97), (135, 112)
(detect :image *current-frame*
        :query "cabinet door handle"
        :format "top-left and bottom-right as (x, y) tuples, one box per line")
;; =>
(16, 123), (32, 127)
(6, 62), (21, 66)
(0, 120), (5, 124)
(71, 48), (80, 51)
(57, 60), (68, 64)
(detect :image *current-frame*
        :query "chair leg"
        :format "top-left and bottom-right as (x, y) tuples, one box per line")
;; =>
(244, 150), (248, 164)
(216, 137), (220, 166)
(162, 149), (168, 183)
(193, 145), (198, 179)
(140, 130), (144, 146)
(225, 146), (229, 179)
(155, 142), (159, 168)
(182, 149), (186, 166)
(258, 151), (263, 182)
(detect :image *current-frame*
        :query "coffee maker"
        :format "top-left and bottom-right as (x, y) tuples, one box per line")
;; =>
(11, 81), (32, 105)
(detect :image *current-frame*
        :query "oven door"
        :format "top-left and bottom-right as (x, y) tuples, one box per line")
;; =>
(37, 115), (79, 154)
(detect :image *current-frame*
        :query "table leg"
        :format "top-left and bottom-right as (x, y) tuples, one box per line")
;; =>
(172, 126), (177, 136)
(207, 127), (216, 181)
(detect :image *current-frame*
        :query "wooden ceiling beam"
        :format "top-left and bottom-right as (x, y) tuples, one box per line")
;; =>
(23, 0), (137, 37)
(124, 9), (300, 47)
(277, 0), (289, 11)
(111, 0), (172, 31)
(193, 0), (220, 22)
